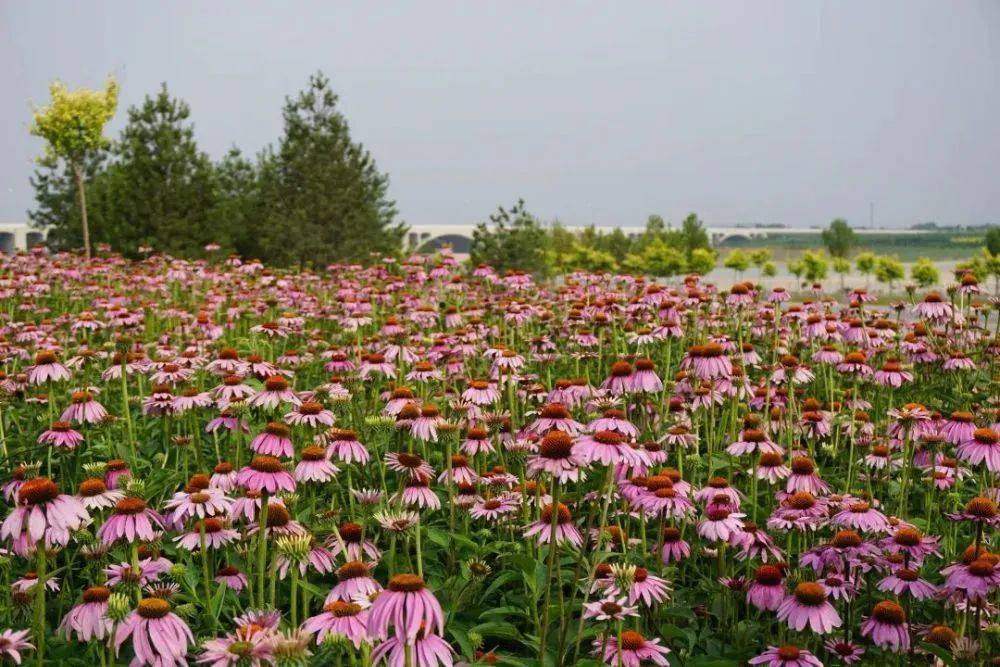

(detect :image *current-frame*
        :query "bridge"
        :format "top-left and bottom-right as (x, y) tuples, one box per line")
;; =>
(0, 222), (46, 253)
(404, 223), (928, 253)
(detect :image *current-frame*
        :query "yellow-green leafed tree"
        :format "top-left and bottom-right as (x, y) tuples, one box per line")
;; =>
(30, 79), (119, 259)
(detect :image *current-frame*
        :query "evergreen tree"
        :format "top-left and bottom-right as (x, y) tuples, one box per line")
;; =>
(108, 84), (217, 256)
(257, 72), (404, 266)
(470, 199), (549, 276)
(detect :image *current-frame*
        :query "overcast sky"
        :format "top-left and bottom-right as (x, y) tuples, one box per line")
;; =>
(2, 1), (999, 228)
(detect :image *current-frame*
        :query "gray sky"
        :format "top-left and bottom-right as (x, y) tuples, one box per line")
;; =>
(2, 1), (999, 228)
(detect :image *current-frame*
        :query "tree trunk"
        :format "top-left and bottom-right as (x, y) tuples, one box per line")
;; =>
(71, 161), (91, 259)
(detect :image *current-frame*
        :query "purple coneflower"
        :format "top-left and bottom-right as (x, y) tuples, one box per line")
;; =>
(294, 447), (340, 483)
(859, 600), (910, 652)
(591, 630), (670, 667)
(367, 573), (444, 641)
(37, 421), (84, 449)
(59, 585), (112, 642)
(776, 582), (841, 634)
(302, 599), (369, 648)
(114, 598), (194, 666)
(237, 456), (296, 494)
(97, 496), (164, 544)
(749, 645), (823, 667)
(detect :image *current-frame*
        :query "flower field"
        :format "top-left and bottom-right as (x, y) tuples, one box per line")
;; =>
(0, 247), (997, 666)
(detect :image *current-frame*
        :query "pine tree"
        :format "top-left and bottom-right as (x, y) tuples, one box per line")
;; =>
(109, 84), (217, 256)
(257, 72), (404, 267)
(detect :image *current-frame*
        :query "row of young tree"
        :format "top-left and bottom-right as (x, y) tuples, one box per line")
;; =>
(30, 74), (404, 266)
(468, 202), (718, 277)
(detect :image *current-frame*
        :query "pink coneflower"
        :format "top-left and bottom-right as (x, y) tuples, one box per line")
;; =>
(59, 585), (112, 641)
(165, 486), (232, 523)
(747, 565), (786, 613)
(60, 390), (107, 424)
(881, 525), (940, 562)
(660, 527), (691, 563)
(602, 361), (634, 396)
(756, 452), (792, 484)
(371, 626), (454, 667)
(832, 501), (889, 533)
(104, 558), (170, 588)
(469, 496), (518, 522)
(776, 582), (841, 634)
(385, 451), (435, 480)
(114, 598), (194, 666)
(887, 403), (933, 440)
(812, 345), (843, 365)
(626, 567), (671, 606)
(150, 362), (193, 385)
(786, 457), (829, 495)
(38, 421), (84, 449)
(956, 427), (1000, 472)
(397, 476), (441, 510)
(367, 573), (444, 641)
(660, 424), (697, 450)
(410, 404), (443, 442)
(524, 503), (583, 547)
(104, 459), (131, 490)
(589, 409), (639, 439)
(0, 629), (33, 664)
(697, 507), (745, 542)
(686, 343), (732, 380)
(943, 350), (976, 371)
(583, 596), (639, 621)
(694, 477), (742, 508)
(835, 350), (872, 377)
(731, 522), (784, 562)
(575, 431), (649, 468)
(2, 477), (89, 547)
(172, 386), (213, 413)
(27, 350), (71, 385)
(749, 645), (823, 667)
(591, 630), (670, 667)
(438, 454), (477, 485)
(327, 560), (382, 603)
(877, 568), (937, 599)
(527, 431), (586, 483)
(824, 640), (865, 664)
(250, 421), (294, 458)
(943, 556), (1000, 602)
(323, 428), (369, 465)
(727, 428), (782, 457)
(328, 522), (381, 562)
(213, 375), (256, 406)
(859, 600), (909, 652)
(302, 599), (369, 648)
(285, 400), (335, 428)
(360, 353), (396, 379)
(175, 518), (239, 550)
(237, 456), (296, 494)
(97, 497), (164, 544)
(630, 359), (664, 392)
(205, 410), (249, 435)
(873, 359), (912, 387)
(527, 403), (586, 437)
(462, 379), (499, 405)
(214, 565), (248, 591)
(940, 410), (977, 445)
(197, 627), (276, 666)
(76, 478), (124, 511)
(249, 376), (300, 410)
(141, 384), (176, 416)
(294, 447), (339, 483)
(383, 387), (418, 416)
(211, 462), (238, 491)
(205, 348), (246, 376)
(913, 291), (953, 320)
(455, 427), (493, 458)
